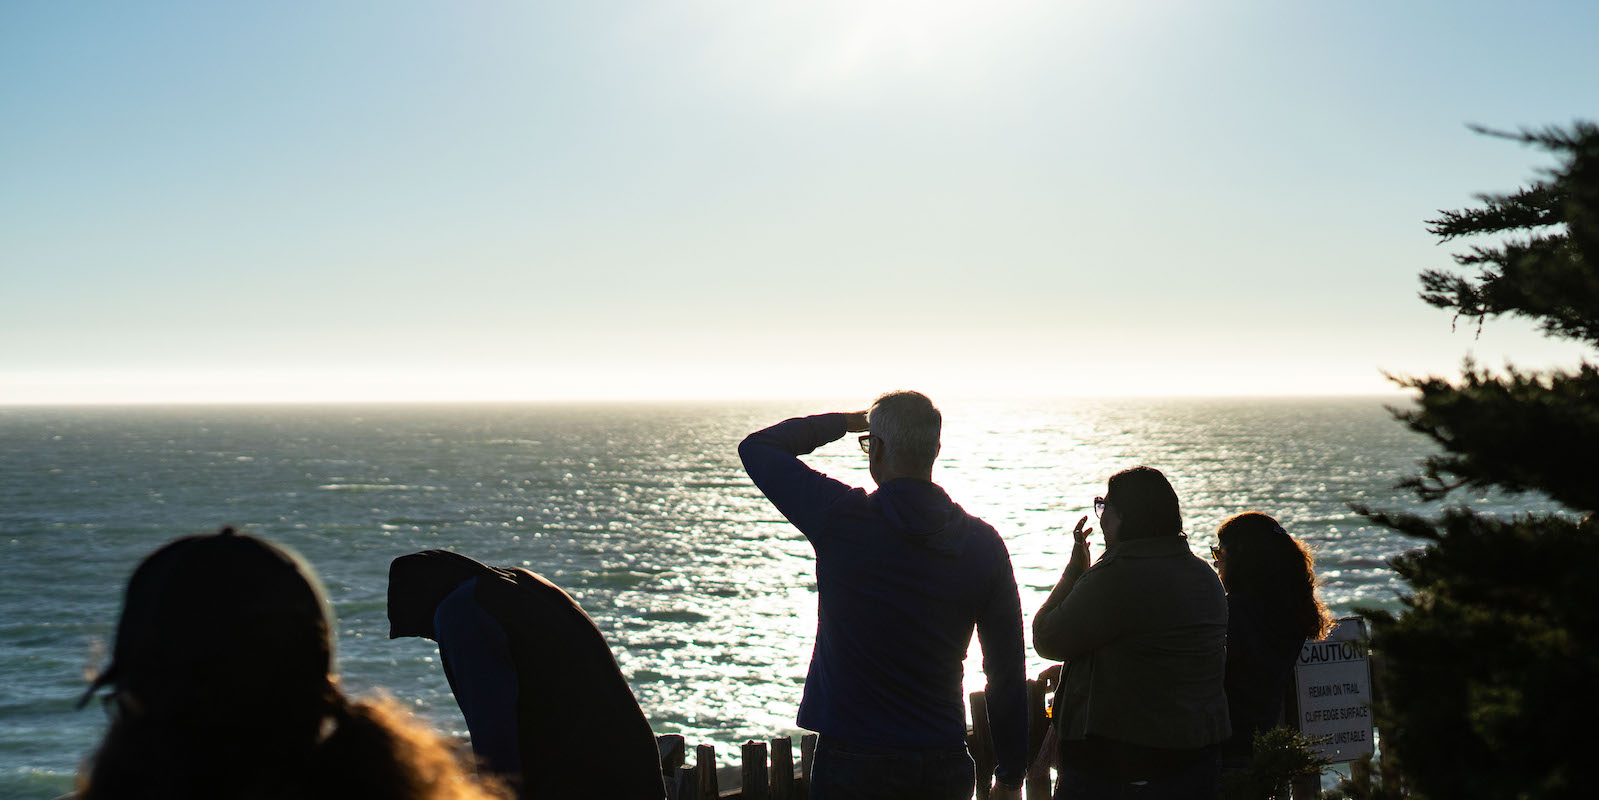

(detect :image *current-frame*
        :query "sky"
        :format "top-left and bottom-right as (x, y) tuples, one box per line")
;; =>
(3, 0), (1597, 404)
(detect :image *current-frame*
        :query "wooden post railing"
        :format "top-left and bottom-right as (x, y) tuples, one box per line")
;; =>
(769, 735), (796, 800)
(657, 652), (1389, 799)
(740, 741), (769, 800)
(968, 690), (995, 799)
(662, 734), (814, 800)
(660, 678), (1060, 799)
(799, 733), (815, 797)
(968, 678), (1056, 800)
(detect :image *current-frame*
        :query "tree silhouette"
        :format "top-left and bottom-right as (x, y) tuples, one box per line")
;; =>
(1360, 122), (1599, 799)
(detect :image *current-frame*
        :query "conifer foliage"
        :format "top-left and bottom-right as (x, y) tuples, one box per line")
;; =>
(1362, 123), (1599, 800)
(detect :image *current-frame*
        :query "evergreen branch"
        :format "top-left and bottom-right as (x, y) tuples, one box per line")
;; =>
(1420, 121), (1599, 346)
(1352, 504), (1442, 542)
(1466, 121), (1599, 150)
(1427, 184), (1562, 240)
(1384, 363), (1599, 511)
(1395, 473), (1470, 502)
(1420, 233), (1599, 344)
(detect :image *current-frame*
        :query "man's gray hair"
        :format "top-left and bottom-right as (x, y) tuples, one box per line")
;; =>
(869, 390), (942, 473)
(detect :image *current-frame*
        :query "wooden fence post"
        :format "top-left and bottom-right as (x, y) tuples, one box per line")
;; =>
(969, 690), (994, 800)
(1285, 688), (1320, 800)
(658, 735), (687, 800)
(1291, 773), (1321, 799)
(659, 734), (687, 771)
(770, 736), (795, 800)
(1024, 679), (1052, 800)
(670, 766), (690, 800)
(695, 744), (719, 800)
(800, 733), (817, 797)
(741, 740), (770, 800)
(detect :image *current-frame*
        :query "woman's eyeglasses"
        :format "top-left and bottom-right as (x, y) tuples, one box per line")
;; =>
(1093, 497), (1106, 518)
(1210, 545), (1225, 562)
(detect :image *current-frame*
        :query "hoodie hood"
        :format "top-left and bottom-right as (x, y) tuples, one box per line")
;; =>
(79, 526), (332, 711)
(873, 478), (969, 556)
(387, 550), (506, 640)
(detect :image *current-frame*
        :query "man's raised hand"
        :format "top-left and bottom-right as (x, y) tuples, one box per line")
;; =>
(843, 411), (870, 432)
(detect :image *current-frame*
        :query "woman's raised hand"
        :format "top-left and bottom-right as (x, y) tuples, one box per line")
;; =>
(1069, 515), (1094, 573)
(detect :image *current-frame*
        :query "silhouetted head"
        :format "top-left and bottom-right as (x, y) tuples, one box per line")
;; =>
(1102, 466), (1183, 541)
(82, 526), (337, 738)
(387, 549), (497, 640)
(80, 530), (515, 800)
(866, 390), (942, 484)
(1216, 512), (1333, 639)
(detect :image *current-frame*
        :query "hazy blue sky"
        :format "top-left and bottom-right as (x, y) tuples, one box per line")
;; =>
(3, 1), (1597, 403)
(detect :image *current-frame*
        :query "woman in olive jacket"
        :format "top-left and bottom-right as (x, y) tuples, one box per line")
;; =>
(1033, 466), (1230, 800)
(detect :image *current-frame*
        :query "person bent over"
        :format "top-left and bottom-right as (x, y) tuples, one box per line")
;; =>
(388, 550), (665, 800)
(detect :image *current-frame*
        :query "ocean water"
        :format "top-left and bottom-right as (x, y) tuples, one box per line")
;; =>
(0, 398), (1560, 798)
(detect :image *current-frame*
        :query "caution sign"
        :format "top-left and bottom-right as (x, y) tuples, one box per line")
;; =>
(1294, 617), (1373, 762)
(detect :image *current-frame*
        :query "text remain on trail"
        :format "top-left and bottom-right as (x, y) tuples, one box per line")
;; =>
(1294, 617), (1374, 762)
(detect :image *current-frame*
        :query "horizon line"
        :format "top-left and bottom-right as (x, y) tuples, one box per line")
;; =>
(0, 390), (1412, 409)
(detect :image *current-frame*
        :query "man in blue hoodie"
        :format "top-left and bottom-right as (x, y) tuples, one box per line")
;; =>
(739, 390), (1027, 800)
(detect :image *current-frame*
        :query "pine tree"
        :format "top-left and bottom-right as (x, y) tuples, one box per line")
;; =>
(1360, 122), (1599, 799)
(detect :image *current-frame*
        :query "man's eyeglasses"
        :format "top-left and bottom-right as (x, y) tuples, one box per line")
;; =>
(1210, 545), (1226, 562)
(858, 435), (876, 455)
(1093, 497), (1106, 518)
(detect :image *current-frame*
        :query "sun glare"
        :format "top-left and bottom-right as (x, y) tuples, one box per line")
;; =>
(812, 0), (995, 76)
(688, 0), (1065, 100)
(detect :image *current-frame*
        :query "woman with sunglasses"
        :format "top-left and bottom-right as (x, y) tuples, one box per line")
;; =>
(1211, 512), (1334, 768)
(1032, 467), (1230, 799)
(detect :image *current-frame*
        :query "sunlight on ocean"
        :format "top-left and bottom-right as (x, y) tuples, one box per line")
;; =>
(0, 398), (1564, 798)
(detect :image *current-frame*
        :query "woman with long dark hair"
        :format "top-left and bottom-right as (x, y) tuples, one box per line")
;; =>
(1212, 512), (1334, 766)
(76, 527), (508, 800)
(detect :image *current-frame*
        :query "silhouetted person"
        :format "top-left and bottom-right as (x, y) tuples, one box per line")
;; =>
(1211, 512), (1333, 768)
(76, 527), (509, 800)
(387, 550), (665, 800)
(740, 391), (1028, 800)
(1033, 467), (1229, 800)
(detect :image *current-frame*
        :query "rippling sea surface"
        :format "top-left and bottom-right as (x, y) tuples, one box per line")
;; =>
(0, 398), (1564, 798)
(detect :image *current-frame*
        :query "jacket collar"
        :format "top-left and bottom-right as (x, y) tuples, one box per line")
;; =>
(1103, 535), (1192, 559)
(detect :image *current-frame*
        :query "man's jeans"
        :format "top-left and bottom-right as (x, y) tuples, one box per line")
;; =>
(810, 735), (976, 800)
(1053, 750), (1220, 800)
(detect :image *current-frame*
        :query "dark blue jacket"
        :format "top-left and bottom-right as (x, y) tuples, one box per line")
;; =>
(739, 413), (1028, 785)
(1222, 590), (1306, 761)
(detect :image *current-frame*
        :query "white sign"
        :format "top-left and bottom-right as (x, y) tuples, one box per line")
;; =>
(1293, 616), (1374, 762)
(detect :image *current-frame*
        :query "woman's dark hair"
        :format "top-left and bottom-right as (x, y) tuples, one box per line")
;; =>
(1105, 466), (1183, 539)
(79, 527), (507, 800)
(1217, 512), (1334, 640)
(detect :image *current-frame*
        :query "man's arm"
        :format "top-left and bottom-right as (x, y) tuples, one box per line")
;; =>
(976, 549), (1029, 790)
(737, 412), (866, 536)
